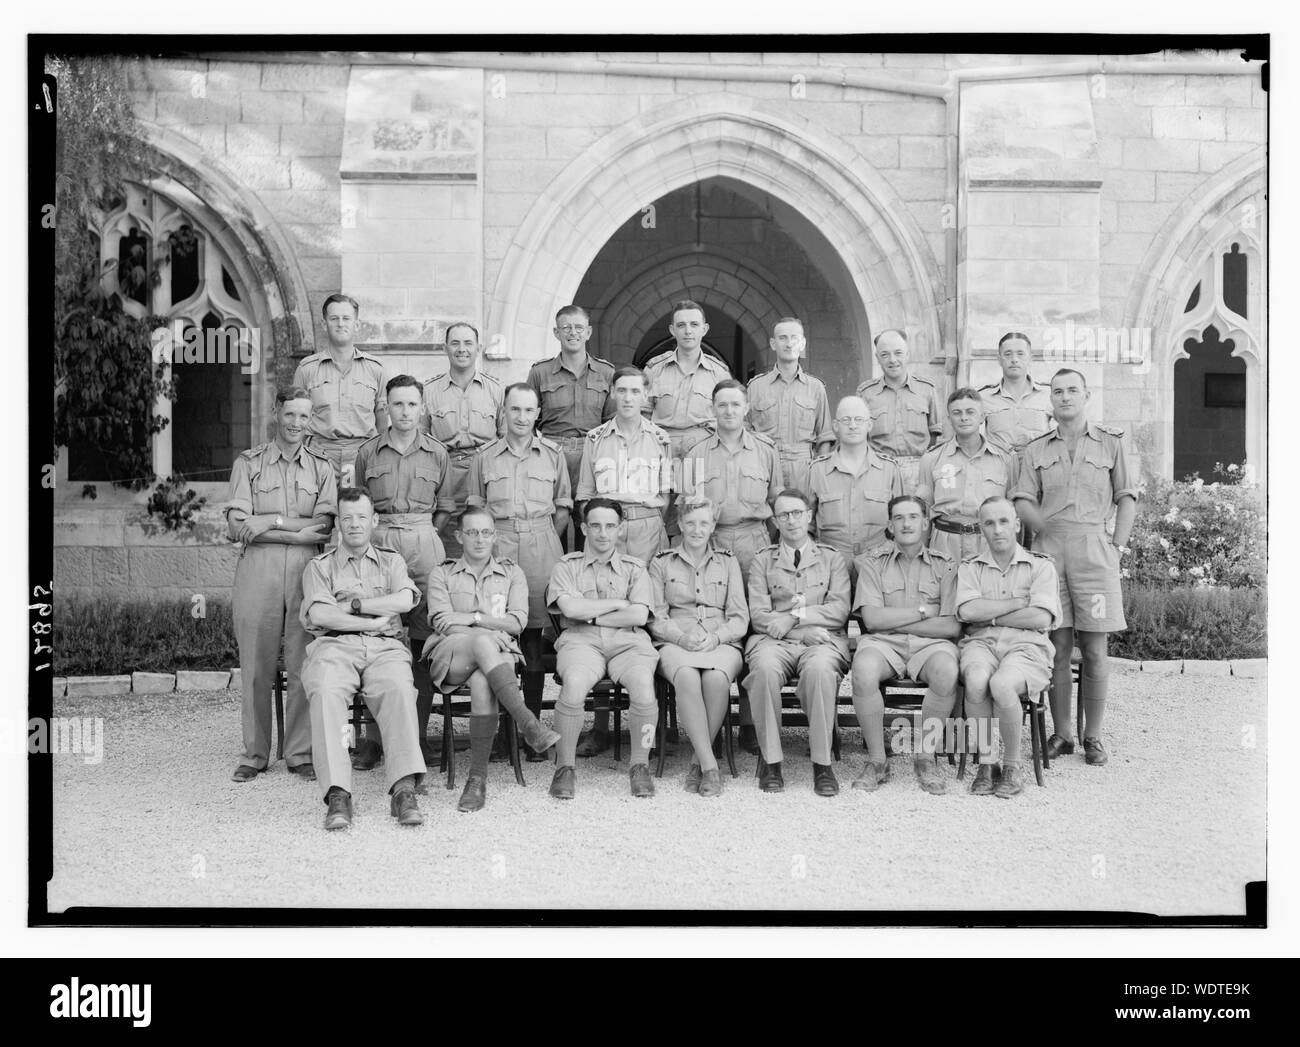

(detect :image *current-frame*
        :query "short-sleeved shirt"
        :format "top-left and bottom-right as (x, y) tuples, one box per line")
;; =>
(426, 556), (528, 634)
(853, 544), (957, 623)
(682, 429), (782, 527)
(467, 434), (573, 522)
(807, 448), (905, 554)
(648, 545), (749, 647)
(575, 417), (673, 507)
(746, 365), (833, 458)
(546, 550), (654, 637)
(299, 543), (419, 638)
(422, 369), (504, 451)
(526, 353), (615, 438)
(643, 349), (731, 433)
(746, 542), (851, 635)
(353, 429), (456, 516)
(955, 545), (1062, 659)
(227, 440), (337, 521)
(916, 437), (1013, 520)
(1012, 423), (1139, 526)
(979, 377), (1053, 453)
(856, 373), (944, 457)
(291, 350), (388, 441)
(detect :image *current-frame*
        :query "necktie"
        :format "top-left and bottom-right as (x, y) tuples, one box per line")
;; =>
(793, 549), (801, 569)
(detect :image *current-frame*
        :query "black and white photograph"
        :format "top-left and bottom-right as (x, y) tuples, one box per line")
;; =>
(25, 27), (1273, 929)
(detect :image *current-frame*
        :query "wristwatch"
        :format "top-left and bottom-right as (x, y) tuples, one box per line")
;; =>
(1114, 543), (1130, 557)
(274, 515), (285, 528)
(473, 611), (483, 625)
(350, 597), (362, 614)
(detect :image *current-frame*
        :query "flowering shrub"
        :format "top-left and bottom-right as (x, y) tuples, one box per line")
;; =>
(1125, 464), (1265, 590)
(1110, 585), (1265, 661)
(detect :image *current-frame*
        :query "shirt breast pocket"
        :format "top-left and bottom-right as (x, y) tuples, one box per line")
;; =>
(293, 469), (322, 517)
(738, 462), (771, 506)
(749, 393), (777, 431)
(1080, 450), (1114, 513)
(792, 394), (819, 441)
(880, 578), (907, 609)
(409, 463), (442, 507)
(817, 492), (847, 528)
(362, 459), (397, 505)
(252, 469), (282, 511)
(665, 574), (693, 608)
(352, 373), (379, 411)
(581, 378), (609, 417)
(526, 462), (558, 506)
(543, 380), (576, 413)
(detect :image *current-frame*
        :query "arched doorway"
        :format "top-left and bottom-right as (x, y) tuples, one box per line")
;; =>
(488, 93), (944, 403)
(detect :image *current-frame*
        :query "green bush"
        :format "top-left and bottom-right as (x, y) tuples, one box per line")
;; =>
(1110, 585), (1266, 661)
(54, 598), (238, 676)
(1126, 465), (1265, 590)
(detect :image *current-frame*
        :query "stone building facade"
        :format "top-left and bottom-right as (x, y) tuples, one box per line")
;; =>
(53, 49), (1267, 600)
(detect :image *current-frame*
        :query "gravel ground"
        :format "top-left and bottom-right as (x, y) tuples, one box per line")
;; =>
(47, 665), (1265, 916)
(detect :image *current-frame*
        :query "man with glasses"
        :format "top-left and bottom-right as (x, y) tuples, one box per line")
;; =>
(546, 498), (661, 800)
(856, 328), (943, 492)
(746, 317), (835, 492)
(467, 383), (572, 754)
(807, 395), (903, 587)
(293, 293), (390, 488)
(526, 305), (615, 536)
(744, 489), (852, 797)
(422, 507), (562, 813)
(423, 321), (504, 558)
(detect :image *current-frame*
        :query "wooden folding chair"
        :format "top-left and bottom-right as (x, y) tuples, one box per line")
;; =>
(956, 686), (1051, 786)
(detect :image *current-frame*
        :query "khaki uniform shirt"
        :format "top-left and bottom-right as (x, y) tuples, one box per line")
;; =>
(955, 545), (1062, 659)
(916, 437), (1013, 521)
(648, 545), (749, 647)
(353, 429), (456, 516)
(526, 353), (615, 438)
(422, 369), (504, 451)
(227, 440), (337, 522)
(292, 350), (388, 441)
(682, 429), (782, 527)
(1012, 423), (1138, 526)
(807, 448), (904, 555)
(575, 417), (673, 508)
(747, 542), (851, 636)
(427, 556), (529, 633)
(467, 434), (573, 522)
(643, 349), (731, 433)
(856, 372), (944, 457)
(854, 544), (957, 621)
(546, 549), (654, 637)
(979, 377), (1053, 453)
(746, 365), (833, 459)
(299, 543), (419, 638)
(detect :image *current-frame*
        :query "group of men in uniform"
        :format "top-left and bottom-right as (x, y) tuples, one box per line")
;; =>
(225, 294), (1137, 827)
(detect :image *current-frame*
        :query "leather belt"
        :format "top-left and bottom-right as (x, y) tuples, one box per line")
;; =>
(933, 517), (981, 535)
(378, 513), (433, 526)
(621, 504), (663, 520)
(495, 516), (552, 532)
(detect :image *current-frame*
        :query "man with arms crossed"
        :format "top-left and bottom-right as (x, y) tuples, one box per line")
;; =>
(1012, 368), (1137, 767)
(299, 488), (427, 829)
(956, 496), (1061, 798)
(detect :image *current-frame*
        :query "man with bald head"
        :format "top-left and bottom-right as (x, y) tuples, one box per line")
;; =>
(856, 328), (943, 492)
(807, 395), (903, 586)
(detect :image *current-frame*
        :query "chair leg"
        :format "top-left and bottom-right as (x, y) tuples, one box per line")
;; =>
(831, 724), (841, 762)
(274, 666), (285, 762)
(613, 695), (623, 763)
(1075, 668), (1084, 743)
(1038, 695), (1051, 771)
(505, 712), (525, 787)
(654, 681), (669, 778)
(1027, 702), (1045, 787)
(723, 702), (737, 778)
(442, 691), (456, 790)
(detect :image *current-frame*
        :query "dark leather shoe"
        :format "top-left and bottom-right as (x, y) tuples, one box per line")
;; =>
(323, 788), (352, 830)
(351, 739), (382, 771)
(288, 762), (316, 781)
(549, 765), (576, 799)
(1084, 737), (1109, 766)
(525, 747), (549, 763)
(574, 729), (611, 758)
(231, 764), (261, 783)
(522, 719), (561, 756)
(1046, 733), (1075, 758)
(629, 763), (655, 798)
(457, 773), (486, 813)
(737, 725), (761, 756)
(914, 757), (948, 795)
(969, 764), (996, 796)
(851, 759), (889, 792)
(813, 763), (840, 797)
(683, 763), (702, 793)
(699, 768), (723, 798)
(994, 764), (1025, 798)
(757, 759), (784, 793)
(390, 788), (424, 826)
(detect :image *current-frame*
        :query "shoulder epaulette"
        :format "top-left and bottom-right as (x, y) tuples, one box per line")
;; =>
(811, 452), (833, 464)
(1028, 549), (1055, 560)
(1026, 429), (1056, 446)
(713, 546), (735, 556)
(1096, 423), (1125, 438)
(757, 543), (780, 556)
(240, 442), (269, 460)
(643, 350), (675, 369)
(499, 558), (515, 567)
(536, 434), (561, 453)
(302, 442), (332, 463)
(910, 373), (937, 387)
(590, 355), (615, 371)
(562, 551), (586, 561)
(873, 448), (897, 462)
(926, 546), (953, 562)
(977, 382), (1000, 391)
(478, 369), (502, 385)
(815, 542), (841, 556)
(440, 558), (457, 566)
(311, 549), (333, 562)
(750, 429), (777, 448)
(960, 552), (983, 564)
(653, 548), (676, 559)
(621, 554), (647, 569)
(296, 351), (324, 364)
(353, 349), (383, 364)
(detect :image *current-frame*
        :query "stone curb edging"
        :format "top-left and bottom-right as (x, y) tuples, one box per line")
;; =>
(51, 658), (1266, 697)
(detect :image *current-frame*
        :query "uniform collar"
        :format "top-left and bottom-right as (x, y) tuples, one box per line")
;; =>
(581, 548), (630, 573)
(265, 440), (306, 465)
(435, 368), (488, 389)
(668, 542), (722, 569)
(881, 542), (937, 570)
(769, 364), (807, 384)
(494, 433), (541, 458)
(700, 427), (756, 452)
(972, 542), (1033, 572)
(828, 446), (886, 475)
(605, 415), (658, 440)
(333, 542), (382, 570)
(993, 375), (1044, 397)
(1044, 422), (1102, 444)
(776, 539), (815, 567)
(866, 371), (923, 393)
(448, 555), (507, 578)
(552, 353), (591, 378)
(939, 434), (996, 459)
(377, 427), (438, 454)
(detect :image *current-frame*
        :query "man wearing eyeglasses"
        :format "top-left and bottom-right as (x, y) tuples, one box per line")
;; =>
(744, 489), (852, 797)
(856, 328), (944, 492)
(467, 382), (572, 752)
(746, 317), (835, 492)
(422, 507), (562, 813)
(526, 305), (615, 513)
(807, 395), (904, 587)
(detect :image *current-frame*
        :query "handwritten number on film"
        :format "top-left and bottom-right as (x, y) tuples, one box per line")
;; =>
(31, 583), (52, 671)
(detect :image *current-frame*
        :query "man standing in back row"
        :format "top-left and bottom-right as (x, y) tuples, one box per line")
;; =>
(746, 317), (834, 492)
(643, 299), (732, 463)
(856, 328), (943, 493)
(979, 332), (1054, 455)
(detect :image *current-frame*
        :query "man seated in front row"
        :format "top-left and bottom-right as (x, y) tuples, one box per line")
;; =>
(955, 496), (1062, 799)
(545, 498), (661, 800)
(850, 494), (961, 795)
(300, 488), (428, 830)
(422, 507), (561, 813)
(744, 488), (852, 797)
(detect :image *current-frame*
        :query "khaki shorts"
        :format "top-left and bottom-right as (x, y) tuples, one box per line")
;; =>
(854, 633), (958, 683)
(555, 629), (659, 687)
(959, 636), (1051, 697)
(1036, 526), (1126, 632)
